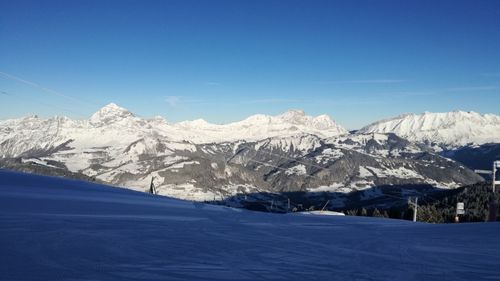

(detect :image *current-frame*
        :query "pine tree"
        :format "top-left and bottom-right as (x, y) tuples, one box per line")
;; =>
(372, 208), (383, 217)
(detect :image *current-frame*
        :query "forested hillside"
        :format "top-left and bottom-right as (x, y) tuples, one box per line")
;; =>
(345, 182), (500, 223)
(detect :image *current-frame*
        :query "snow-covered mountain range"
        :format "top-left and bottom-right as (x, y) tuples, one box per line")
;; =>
(0, 103), (347, 156)
(0, 103), (498, 202)
(359, 111), (500, 150)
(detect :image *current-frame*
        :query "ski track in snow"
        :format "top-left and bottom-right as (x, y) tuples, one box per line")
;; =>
(0, 170), (500, 281)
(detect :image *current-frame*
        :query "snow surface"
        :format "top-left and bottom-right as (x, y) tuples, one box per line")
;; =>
(307, 183), (345, 192)
(365, 166), (425, 179)
(296, 210), (345, 216)
(285, 164), (307, 175)
(1, 170), (499, 281)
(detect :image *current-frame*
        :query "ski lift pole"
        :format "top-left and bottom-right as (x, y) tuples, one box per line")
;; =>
(490, 161), (499, 221)
(493, 161), (498, 193)
(321, 200), (330, 213)
(408, 197), (418, 222)
(413, 197), (418, 222)
(149, 176), (156, 195)
(474, 161), (500, 222)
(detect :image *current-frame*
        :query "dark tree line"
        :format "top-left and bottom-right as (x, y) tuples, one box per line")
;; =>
(345, 182), (500, 223)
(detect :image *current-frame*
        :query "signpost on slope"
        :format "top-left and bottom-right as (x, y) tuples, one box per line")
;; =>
(456, 202), (465, 215)
(455, 202), (465, 223)
(474, 160), (500, 222)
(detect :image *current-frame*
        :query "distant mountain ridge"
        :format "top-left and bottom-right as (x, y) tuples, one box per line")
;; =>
(359, 110), (500, 150)
(1, 103), (494, 202)
(0, 103), (349, 158)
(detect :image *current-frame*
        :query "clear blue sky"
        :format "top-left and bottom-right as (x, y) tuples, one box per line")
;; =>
(1, 0), (500, 129)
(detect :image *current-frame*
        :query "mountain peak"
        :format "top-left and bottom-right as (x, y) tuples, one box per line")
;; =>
(312, 114), (339, 130)
(280, 109), (305, 117)
(177, 118), (211, 127)
(90, 103), (135, 125)
(278, 109), (308, 124)
(101, 103), (123, 110)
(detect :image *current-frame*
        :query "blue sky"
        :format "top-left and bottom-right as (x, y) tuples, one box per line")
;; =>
(1, 0), (500, 129)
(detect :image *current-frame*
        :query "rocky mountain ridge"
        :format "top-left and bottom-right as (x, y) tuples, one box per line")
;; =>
(1, 104), (497, 203)
(359, 110), (500, 150)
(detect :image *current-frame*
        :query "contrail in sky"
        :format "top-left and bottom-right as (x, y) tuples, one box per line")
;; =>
(0, 71), (96, 107)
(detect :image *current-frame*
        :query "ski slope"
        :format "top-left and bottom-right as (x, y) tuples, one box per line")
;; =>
(1, 170), (499, 281)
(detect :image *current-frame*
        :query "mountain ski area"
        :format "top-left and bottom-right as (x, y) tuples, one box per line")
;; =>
(2, 1), (500, 279)
(1, 103), (500, 280)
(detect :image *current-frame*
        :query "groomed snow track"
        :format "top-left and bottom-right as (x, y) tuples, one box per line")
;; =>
(1, 170), (499, 281)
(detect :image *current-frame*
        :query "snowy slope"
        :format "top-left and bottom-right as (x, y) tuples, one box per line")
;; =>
(359, 111), (500, 149)
(1, 170), (499, 281)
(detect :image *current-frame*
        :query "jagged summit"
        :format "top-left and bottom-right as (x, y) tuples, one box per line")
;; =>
(89, 103), (135, 125)
(171, 109), (348, 141)
(85, 105), (345, 135)
(3, 105), (498, 148)
(93, 103), (128, 112)
(0, 104), (349, 150)
(277, 109), (306, 123)
(0, 106), (493, 200)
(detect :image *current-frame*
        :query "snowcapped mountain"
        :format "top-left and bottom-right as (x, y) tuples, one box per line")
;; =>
(0, 104), (488, 202)
(89, 103), (136, 125)
(174, 109), (348, 142)
(0, 103), (347, 158)
(359, 111), (500, 150)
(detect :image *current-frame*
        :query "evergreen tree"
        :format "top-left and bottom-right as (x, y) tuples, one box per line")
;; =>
(372, 208), (383, 217)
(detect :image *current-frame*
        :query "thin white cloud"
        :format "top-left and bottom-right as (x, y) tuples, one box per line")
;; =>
(445, 85), (500, 92)
(165, 96), (302, 107)
(480, 73), (500, 77)
(386, 85), (500, 97)
(241, 98), (301, 104)
(165, 96), (182, 107)
(313, 79), (407, 84)
(205, 82), (221, 86)
(165, 96), (205, 107)
(389, 91), (437, 97)
(314, 99), (388, 106)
